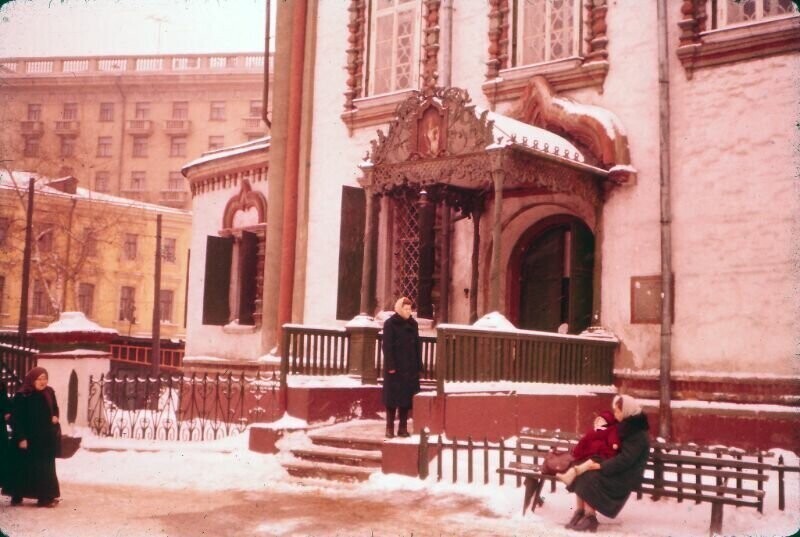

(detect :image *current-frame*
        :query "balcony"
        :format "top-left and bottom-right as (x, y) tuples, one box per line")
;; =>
(158, 190), (189, 207)
(20, 120), (44, 136)
(164, 119), (191, 135)
(241, 117), (265, 137)
(119, 189), (150, 202)
(125, 120), (154, 136)
(54, 120), (80, 136)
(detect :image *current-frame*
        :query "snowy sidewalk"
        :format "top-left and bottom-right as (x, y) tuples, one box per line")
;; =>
(1, 428), (797, 537)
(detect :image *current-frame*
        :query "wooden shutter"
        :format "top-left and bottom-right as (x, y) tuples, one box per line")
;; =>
(202, 235), (233, 325)
(336, 186), (366, 320)
(238, 231), (258, 326)
(568, 221), (594, 334)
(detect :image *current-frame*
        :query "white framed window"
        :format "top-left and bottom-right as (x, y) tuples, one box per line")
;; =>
(32, 280), (53, 316)
(368, 0), (422, 96)
(170, 137), (187, 157)
(99, 102), (114, 122)
(249, 100), (263, 117)
(134, 102), (150, 119)
(132, 136), (148, 158)
(130, 171), (146, 191)
(209, 101), (226, 121)
(159, 289), (174, 323)
(513, 0), (581, 67)
(162, 237), (177, 263)
(123, 233), (138, 260)
(119, 285), (136, 321)
(172, 101), (189, 119)
(713, 0), (797, 28)
(78, 282), (95, 317)
(62, 102), (78, 120)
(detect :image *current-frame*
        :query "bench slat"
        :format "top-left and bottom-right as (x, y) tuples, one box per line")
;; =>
(651, 452), (772, 471)
(645, 465), (769, 482)
(638, 486), (763, 508)
(640, 477), (766, 498)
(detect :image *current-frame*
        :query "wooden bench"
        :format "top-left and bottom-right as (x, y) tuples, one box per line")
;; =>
(497, 429), (775, 535)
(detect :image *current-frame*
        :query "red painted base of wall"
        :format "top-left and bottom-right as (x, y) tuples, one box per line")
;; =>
(286, 385), (384, 423)
(413, 392), (799, 453)
(249, 425), (307, 453)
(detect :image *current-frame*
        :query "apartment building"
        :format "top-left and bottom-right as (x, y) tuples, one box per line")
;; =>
(0, 53), (271, 210)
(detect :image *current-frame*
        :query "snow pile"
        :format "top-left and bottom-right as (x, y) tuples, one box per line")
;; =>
(29, 311), (117, 335)
(472, 311), (516, 331)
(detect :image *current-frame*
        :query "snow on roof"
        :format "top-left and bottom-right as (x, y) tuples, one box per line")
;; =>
(481, 108), (584, 161)
(0, 170), (190, 216)
(29, 311), (117, 335)
(182, 135), (270, 172)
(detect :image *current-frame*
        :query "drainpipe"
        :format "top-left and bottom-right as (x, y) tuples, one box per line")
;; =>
(656, 0), (673, 440)
(276, 0), (308, 346)
(262, 0), (272, 129)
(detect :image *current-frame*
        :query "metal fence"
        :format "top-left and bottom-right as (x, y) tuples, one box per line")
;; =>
(0, 333), (39, 393)
(87, 370), (282, 441)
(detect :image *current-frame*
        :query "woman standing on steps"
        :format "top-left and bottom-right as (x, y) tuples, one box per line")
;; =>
(381, 297), (422, 439)
(2, 367), (61, 507)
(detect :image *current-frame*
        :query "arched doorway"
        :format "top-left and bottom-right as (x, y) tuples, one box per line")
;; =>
(511, 216), (594, 334)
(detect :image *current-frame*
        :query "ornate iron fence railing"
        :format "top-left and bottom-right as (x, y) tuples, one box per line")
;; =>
(0, 333), (39, 393)
(435, 325), (617, 393)
(87, 370), (282, 441)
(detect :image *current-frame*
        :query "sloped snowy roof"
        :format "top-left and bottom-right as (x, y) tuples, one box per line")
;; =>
(29, 311), (117, 335)
(182, 136), (270, 172)
(0, 171), (190, 216)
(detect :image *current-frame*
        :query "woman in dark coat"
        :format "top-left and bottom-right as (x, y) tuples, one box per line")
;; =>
(381, 297), (422, 438)
(2, 367), (61, 507)
(0, 384), (12, 489)
(564, 394), (650, 532)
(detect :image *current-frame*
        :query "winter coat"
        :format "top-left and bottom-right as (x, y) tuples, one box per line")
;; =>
(568, 412), (650, 518)
(381, 313), (422, 409)
(0, 388), (11, 488)
(1, 387), (61, 501)
(571, 410), (620, 463)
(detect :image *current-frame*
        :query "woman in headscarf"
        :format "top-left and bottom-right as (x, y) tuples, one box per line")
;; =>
(381, 297), (422, 438)
(2, 367), (61, 507)
(0, 383), (11, 489)
(563, 394), (650, 533)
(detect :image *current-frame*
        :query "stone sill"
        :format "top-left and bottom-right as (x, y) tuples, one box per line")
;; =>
(677, 15), (800, 78)
(482, 57), (609, 105)
(341, 89), (416, 132)
(222, 321), (259, 335)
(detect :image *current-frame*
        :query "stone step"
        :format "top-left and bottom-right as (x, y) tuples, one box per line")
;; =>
(283, 459), (377, 482)
(308, 433), (385, 452)
(291, 444), (382, 468)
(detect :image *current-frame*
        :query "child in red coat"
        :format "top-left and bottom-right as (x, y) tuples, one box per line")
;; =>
(556, 410), (620, 486)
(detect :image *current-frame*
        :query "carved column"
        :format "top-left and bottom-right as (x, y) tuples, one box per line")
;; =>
(591, 205), (603, 327)
(360, 188), (380, 315)
(489, 170), (505, 312)
(585, 0), (609, 63)
(344, 0), (366, 111)
(422, 0), (441, 92)
(487, 0), (510, 79)
(469, 205), (481, 323)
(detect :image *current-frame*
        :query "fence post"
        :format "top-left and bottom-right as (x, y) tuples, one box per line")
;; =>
(418, 428), (429, 479)
(344, 316), (381, 385)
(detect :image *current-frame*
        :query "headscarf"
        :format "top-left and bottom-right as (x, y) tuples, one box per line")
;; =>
(613, 394), (642, 419)
(19, 366), (49, 395)
(394, 297), (413, 316)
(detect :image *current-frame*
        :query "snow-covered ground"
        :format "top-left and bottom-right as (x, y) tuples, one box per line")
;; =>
(1, 425), (798, 537)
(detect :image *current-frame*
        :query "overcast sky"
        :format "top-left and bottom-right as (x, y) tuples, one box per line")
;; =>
(0, 0), (269, 58)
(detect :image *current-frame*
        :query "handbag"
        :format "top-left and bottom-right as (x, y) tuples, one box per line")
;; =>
(541, 450), (573, 476)
(54, 423), (82, 459)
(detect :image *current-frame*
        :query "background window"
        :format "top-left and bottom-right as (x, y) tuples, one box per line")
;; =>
(60, 136), (76, 157)
(513, 0), (580, 67)
(24, 137), (40, 157)
(62, 102), (78, 120)
(132, 136), (148, 157)
(99, 102), (114, 121)
(172, 101), (189, 119)
(209, 101), (226, 120)
(159, 289), (174, 323)
(714, 0), (797, 27)
(170, 137), (187, 157)
(123, 233), (138, 260)
(130, 171), (145, 191)
(27, 103), (42, 121)
(119, 286), (135, 321)
(32, 280), (53, 316)
(167, 171), (184, 191)
(249, 100), (263, 117)
(208, 135), (225, 150)
(95, 171), (110, 192)
(97, 136), (112, 157)
(78, 282), (95, 317)
(38, 225), (54, 253)
(369, 0), (421, 95)
(162, 237), (177, 262)
(134, 102), (150, 119)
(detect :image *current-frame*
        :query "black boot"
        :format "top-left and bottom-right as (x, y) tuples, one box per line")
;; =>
(386, 407), (396, 438)
(565, 509), (584, 529)
(397, 407), (410, 437)
(573, 514), (598, 533)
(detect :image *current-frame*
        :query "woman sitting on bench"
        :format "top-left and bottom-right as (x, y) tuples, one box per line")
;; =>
(562, 394), (650, 533)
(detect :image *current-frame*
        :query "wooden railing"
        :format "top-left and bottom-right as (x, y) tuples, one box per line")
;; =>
(435, 324), (617, 393)
(281, 324), (350, 376)
(109, 338), (184, 371)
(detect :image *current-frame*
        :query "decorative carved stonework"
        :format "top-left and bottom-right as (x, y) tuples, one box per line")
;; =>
(221, 179), (268, 231)
(344, 0), (367, 111)
(421, 0), (441, 92)
(484, 0), (609, 102)
(190, 166), (268, 197)
(677, 0), (799, 78)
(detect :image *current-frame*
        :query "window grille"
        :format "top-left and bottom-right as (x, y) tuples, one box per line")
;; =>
(713, 0), (797, 28)
(512, 0), (581, 67)
(392, 196), (420, 304)
(369, 0), (421, 95)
